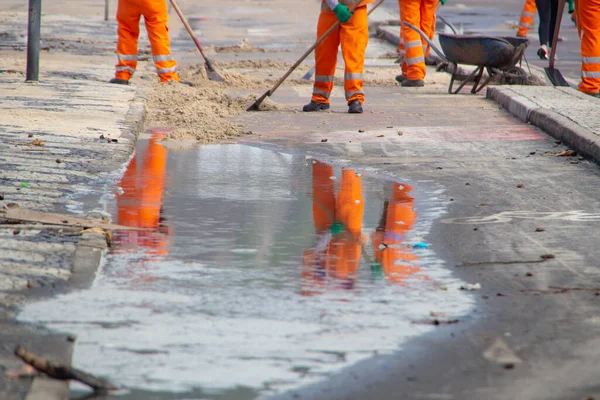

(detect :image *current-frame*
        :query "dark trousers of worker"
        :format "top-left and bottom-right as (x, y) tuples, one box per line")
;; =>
(115, 0), (179, 82)
(312, 5), (369, 105)
(576, 0), (600, 94)
(534, 0), (559, 46)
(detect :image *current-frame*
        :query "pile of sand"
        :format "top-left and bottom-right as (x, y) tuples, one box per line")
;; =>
(145, 63), (291, 143)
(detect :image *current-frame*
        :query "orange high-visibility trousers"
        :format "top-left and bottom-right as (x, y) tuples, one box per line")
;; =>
(576, 0), (600, 94)
(312, 2), (372, 105)
(517, 0), (537, 37)
(397, 2), (436, 79)
(371, 183), (421, 284)
(400, 0), (438, 80)
(115, 0), (179, 82)
(301, 162), (364, 294)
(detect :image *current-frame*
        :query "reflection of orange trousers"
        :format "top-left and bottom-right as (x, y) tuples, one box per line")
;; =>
(576, 0), (600, 94)
(117, 133), (168, 253)
(115, 0), (179, 82)
(517, 0), (537, 37)
(371, 183), (420, 283)
(302, 162), (364, 292)
(312, 2), (372, 105)
(399, 0), (438, 80)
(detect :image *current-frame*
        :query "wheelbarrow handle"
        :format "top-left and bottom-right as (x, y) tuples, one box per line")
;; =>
(402, 21), (449, 63)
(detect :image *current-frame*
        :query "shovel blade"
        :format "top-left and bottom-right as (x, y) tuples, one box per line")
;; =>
(301, 66), (316, 81)
(544, 67), (570, 87)
(246, 91), (270, 112)
(205, 63), (225, 82)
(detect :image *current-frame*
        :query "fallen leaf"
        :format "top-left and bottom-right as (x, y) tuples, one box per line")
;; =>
(321, 138), (328, 143)
(397, 131), (403, 136)
(31, 139), (45, 146)
(376, 134), (384, 138)
(517, 184), (524, 188)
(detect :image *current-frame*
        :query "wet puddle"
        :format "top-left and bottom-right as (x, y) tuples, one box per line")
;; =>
(18, 134), (474, 399)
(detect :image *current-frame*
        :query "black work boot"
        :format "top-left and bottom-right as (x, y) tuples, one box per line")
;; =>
(586, 91), (600, 98)
(401, 79), (425, 87)
(109, 78), (129, 85)
(395, 74), (407, 84)
(302, 101), (330, 112)
(348, 100), (363, 114)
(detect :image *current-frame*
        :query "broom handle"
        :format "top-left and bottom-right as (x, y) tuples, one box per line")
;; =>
(548, 0), (566, 70)
(266, 0), (383, 96)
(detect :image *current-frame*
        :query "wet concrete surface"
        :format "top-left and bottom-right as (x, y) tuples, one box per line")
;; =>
(18, 137), (475, 399)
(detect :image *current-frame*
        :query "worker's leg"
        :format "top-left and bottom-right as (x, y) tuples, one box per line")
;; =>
(312, 10), (341, 104)
(400, 0), (427, 81)
(419, 0), (438, 60)
(340, 5), (368, 105)
(143, 0), (179, 82)
(335, 168), (364, 236)
(535, 0), (551, 46)
(115, 0), (141, 81)
(517, 0), (537, 37)
(578, 0), (600, 95)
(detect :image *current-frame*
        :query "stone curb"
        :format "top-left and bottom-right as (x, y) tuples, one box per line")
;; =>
(487, 86), (600, 164)
(23, 84), (148, 400)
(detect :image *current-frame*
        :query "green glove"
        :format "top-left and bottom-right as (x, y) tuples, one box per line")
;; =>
(439, 0), (448, 4)
(334, 4), (352, 23)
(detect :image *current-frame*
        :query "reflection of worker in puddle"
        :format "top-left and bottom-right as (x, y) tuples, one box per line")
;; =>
(302, 161), (364, 294)
(371, 183), (422, 284)
(116, 132), (170, 264)
(302, 163), (423, 294)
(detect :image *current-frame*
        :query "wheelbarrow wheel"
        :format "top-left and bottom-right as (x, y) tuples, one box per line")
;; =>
(502, 66), (527, 85)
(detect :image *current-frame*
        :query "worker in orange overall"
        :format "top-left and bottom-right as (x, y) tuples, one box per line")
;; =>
(116, 132), (170, 282)
(575, 0), (600, 97)
(301, 161), (364, 295)
(371, 183), (423, 284)
(516, 0), (537, 37)
(396, 0), (438, 87)
(303, 0), (374, 114)
(110, 0), (180, 85)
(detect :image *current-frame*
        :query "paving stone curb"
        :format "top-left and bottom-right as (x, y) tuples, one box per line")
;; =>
(486, 86), (600, 164)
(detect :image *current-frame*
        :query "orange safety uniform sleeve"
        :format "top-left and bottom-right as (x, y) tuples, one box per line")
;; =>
(115, 0), (179, 82)
(313, 2), (370, 105)
(399, 0), (438, 80)
(577, 0), (600, 94)
(371, 183), (421, 284)
(517, 0), (537, 37)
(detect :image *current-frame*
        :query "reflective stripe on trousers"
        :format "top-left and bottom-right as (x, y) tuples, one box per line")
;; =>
(312, 6), (369, 105)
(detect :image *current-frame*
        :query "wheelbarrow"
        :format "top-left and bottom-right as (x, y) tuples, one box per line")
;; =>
(403, 21), (529, 94)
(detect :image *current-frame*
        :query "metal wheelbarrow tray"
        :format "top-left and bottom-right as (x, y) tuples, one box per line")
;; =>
(439, 34), (529, 94)
(403, 22), (529, 94)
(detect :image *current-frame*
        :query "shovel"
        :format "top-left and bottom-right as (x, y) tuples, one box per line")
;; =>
(247, 0), (384, 111)
(544, 0), (569, 86)
(168, 0), (224, 82)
